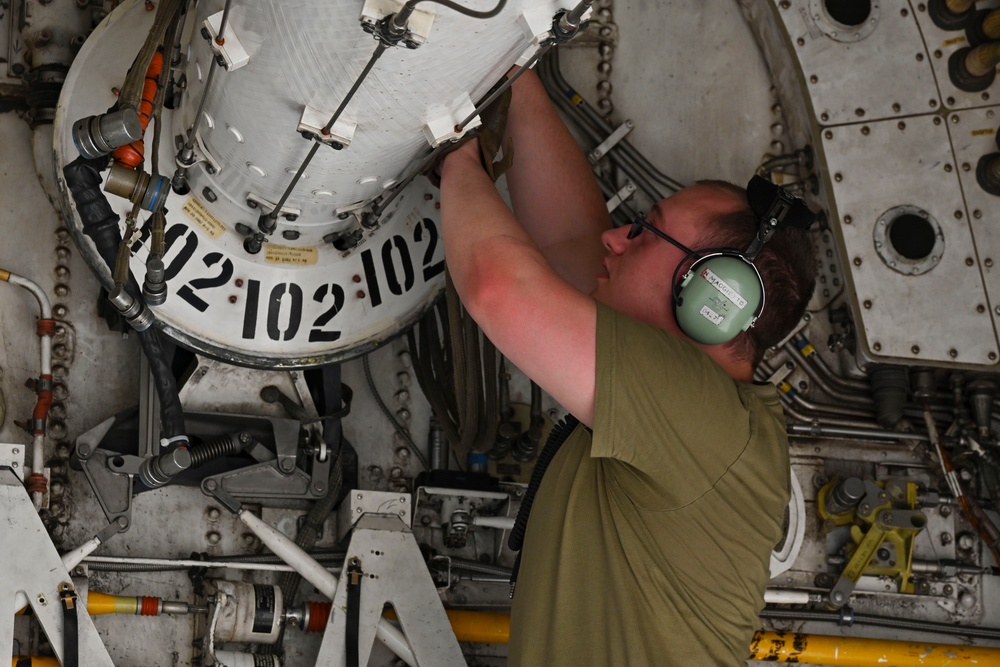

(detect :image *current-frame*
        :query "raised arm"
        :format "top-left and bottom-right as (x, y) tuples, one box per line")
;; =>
(440, 140), (598, 426)
(502, 68), (609, 293)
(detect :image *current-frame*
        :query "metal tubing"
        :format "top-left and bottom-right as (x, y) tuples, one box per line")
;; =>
(237, 509), (418, 666)
(783, 343), (874, 408)
(790, 337), (871, 392)
(787, 423), (929, 442)
(750, 630), (1000, 665)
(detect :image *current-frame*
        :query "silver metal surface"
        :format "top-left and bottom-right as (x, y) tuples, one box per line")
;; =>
(319, 513), (466, 667)
(0, 469), (116, 666)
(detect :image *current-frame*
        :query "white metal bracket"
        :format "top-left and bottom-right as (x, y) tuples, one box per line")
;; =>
(0, 469), (115, 666)
(203, 11), (250, 71)
(318, 495), (465, 666)
(605, 181), (636, 213)
(589, 119), (634, 162)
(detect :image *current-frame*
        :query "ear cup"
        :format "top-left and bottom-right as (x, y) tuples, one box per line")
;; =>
(673, 254), (764, 345)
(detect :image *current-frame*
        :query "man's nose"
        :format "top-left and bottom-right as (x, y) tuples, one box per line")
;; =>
(601, 225), (630, 254)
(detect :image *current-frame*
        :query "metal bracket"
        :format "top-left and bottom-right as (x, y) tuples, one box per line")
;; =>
(75, 417), (133, 530)
(203, 11), (250, 70)
(0, 469), (115, 666)
(589, 119), (634, 162)
(317, 506), (465, 666)
(200, 417), (332, 500)
(605, 181), (636, 213)
(0, 443), (26, 482)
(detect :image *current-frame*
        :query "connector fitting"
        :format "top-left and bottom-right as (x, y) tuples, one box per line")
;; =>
(72, 109), (143, 159)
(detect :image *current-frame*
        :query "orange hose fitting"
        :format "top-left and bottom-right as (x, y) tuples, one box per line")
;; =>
(113, 52), (163, 168)
(25, 473), (48, 495)
(31, 375), (53, 433)
(36, 319), (56, 337)
(139, 596), (160, 616)
(306, 601), (331, 633)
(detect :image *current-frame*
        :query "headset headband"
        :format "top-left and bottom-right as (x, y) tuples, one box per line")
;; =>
(743, 175), (815, 261)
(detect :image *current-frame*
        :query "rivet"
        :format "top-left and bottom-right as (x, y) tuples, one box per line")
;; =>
(955, 211), (963, 219)
(986, 258), (994, 268)
(853, 257), (862, 266)
(821, 112), (830, 122)
(797, 37), (805, 46)
(916, 53), (924, 61)
(892, 103), (901, 112)
(912, 345), (921, 354)
(946, 97), (955, 106)
(901, 8), (909, 16)
(944, 164), (953, 172)
(967, 257), (975, 266)
(963, 163), (972, 171)
(863, 300), (872, 309)
(973, 210), (982, 219)
(933, 117), (942, 125)
(949, 349), (958, 358)
(873, 342), (882, 351)
(834, 173), (843, 182)
(930, 99), (938, 108)
(824, 130), (833, 139)
(352, 275), (362, 283)
(861, 126), (870, 135)
(855, 108), (865, 117)
(951, 115), (959, 123)
(228, 295), (237, 304)
(977, 305), (985, 313)
(991, 352), (998, 361)
(898, 121), (906, 130)
(356, 290), (366, 298)
(933, 49), (942, 59)
(810, 75), (819, 84)
(983, 92), (991, 102)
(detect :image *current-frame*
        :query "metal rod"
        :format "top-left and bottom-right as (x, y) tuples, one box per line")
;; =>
(182, 59), (219, 153)
(787, 423), (929, 442)
(216, 0), (234, 44)
(456, 43), (551, 132)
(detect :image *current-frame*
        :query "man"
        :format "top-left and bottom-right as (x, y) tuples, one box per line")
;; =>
(439, 68), (816, 666)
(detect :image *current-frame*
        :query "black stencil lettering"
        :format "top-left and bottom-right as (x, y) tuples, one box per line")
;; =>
(309, 283), (345, 342)
(266, 283), (303, 341)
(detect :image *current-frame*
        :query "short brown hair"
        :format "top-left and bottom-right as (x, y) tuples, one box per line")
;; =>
(696, 180), (817, 366)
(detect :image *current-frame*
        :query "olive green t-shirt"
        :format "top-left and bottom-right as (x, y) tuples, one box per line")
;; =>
(508, 302), (790, 666)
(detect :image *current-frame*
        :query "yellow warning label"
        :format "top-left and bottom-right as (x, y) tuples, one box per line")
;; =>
(972, 128), (997, 137)
(943, 36), (967, 47)
(182, 198), (227, 240)
(266, 244), (318, 266)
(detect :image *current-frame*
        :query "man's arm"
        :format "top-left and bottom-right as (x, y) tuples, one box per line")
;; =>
(502, 69), (609, 293)
(440, 140), (598, 426)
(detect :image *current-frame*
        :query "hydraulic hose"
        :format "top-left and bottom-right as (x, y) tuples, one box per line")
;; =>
(63, 157), (187, 443)
(0, 269), (55, 508)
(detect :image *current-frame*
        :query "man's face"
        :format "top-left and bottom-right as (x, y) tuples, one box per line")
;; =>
(591, 184), (745, 336)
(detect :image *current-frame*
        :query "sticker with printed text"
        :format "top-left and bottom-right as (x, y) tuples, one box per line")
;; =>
(699, 305), (724, 326)
(700, 267), (747, 309)
(182, 197), (227, 239)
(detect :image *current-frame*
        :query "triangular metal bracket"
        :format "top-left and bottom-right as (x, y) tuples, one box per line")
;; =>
(0, 469), (115, 666)
(316, 514), (466, 666)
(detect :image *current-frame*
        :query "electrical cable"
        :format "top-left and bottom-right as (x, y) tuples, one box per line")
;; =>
(401, 0), (506, 21)
(363, 354), (430, 470)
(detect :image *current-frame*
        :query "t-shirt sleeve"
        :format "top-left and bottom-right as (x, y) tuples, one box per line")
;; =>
(591, 301), (755, 510)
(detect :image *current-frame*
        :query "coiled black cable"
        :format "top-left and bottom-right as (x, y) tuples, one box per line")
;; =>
(508, 414), (579, 552)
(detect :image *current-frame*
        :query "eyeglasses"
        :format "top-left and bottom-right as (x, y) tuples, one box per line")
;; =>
(626, 214), (698, 257)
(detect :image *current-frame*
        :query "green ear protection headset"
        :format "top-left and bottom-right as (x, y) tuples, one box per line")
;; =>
(646, 176), (813, 345)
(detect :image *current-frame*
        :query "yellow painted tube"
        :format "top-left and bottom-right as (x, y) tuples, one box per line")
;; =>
(11, 658), (61, 667)
(383, 608), (510, 644)
(444, 610), (510, 644)
(965, 42), (1000, 77)
(0, 269), (10, 282)
(86, 591), (139, 616)
(946, 0), (975, 14)
(750, 630), (1000, 665)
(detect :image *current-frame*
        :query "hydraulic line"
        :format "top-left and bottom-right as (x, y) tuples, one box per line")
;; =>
(791, 337), (870, 394)
(787, 423), (930, 442)
(761, 606), (1000, 641)
(749, 630), (1000, 665)
(86, 591), (206, 616)
(257, 41), (388, 235)
(923, 405), (1000, 566)
(541, 49), (684, 192)
(782, 347), (874, 409)
(0, 269), (54, 508)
